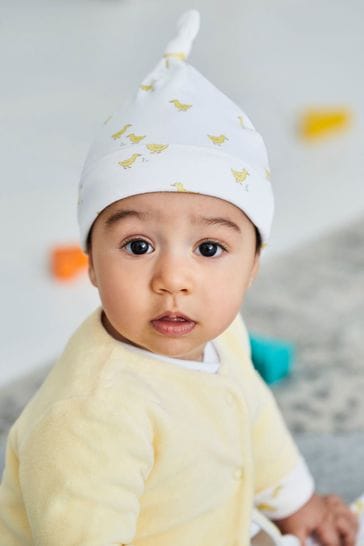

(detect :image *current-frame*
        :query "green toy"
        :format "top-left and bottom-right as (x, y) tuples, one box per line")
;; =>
(249, 334), (295, 385)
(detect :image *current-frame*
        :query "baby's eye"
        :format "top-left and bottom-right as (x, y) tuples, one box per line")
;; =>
(123, 239), (154, 255)
(195, 241), (224, 257)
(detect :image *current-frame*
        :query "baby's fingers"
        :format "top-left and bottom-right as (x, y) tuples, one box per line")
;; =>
(324, 494), (359, 546)
(313, 520), (341, 546)
(336, 513), (359, 546)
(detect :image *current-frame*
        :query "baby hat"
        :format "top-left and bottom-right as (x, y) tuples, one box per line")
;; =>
(78, 9), (274, 251)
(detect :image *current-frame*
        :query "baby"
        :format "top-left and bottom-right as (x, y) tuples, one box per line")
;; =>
(0, 9), (359, 546)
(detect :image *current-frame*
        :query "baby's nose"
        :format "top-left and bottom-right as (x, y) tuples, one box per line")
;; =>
(151, 253), (194, 295)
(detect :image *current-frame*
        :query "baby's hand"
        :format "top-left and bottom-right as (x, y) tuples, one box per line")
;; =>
(274, 493), (359, 546)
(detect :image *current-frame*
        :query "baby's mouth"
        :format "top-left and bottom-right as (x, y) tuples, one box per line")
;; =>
(151, 312), (196, 336)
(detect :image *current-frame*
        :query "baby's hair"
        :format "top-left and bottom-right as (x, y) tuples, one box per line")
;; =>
(85, 225), (93, 256)
(85, 224), (262, 256)
(254, 226), (262, 254)
(86, 229), (92, 255)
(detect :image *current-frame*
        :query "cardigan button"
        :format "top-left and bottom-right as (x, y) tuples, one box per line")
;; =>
(234, 466), (244, 480)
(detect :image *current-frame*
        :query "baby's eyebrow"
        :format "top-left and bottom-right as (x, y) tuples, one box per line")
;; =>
(104, 209), (241, 234)
(104, 209), (151, 227)
(195, 216), (242, 234)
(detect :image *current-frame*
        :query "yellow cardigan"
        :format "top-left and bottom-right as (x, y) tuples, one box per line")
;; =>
(0, 308), (300, 546)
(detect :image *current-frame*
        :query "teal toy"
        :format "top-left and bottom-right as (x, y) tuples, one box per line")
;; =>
(249, 334), (295, 385)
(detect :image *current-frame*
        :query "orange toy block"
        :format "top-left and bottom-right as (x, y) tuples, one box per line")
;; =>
(299, 108), (351, 139)
(51, 245), (89, 280)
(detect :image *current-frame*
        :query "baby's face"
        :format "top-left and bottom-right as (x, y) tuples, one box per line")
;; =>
(88, 192), (260, 361)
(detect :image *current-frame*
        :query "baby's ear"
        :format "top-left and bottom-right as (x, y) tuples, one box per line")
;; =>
(249, 254), (260, 287)
(87, 249), (98, 288)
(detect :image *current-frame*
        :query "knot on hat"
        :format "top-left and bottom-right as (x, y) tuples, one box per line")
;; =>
(139, 9), (200, 90)
(163, 9), (200, 64)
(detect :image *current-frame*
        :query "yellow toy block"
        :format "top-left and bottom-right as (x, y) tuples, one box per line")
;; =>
(300, 108), (351, 139)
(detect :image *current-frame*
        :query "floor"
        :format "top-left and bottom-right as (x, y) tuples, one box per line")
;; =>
(1, 214), (364, 501)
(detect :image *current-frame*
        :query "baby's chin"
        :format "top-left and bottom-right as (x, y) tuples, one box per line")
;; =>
(140, 338), (205, 362)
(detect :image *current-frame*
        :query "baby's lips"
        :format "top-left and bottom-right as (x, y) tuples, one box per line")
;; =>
(152, 311), (195, 322)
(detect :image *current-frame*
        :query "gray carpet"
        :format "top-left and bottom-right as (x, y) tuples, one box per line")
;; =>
(1, 215), (364, 501)
(244, 214), (364, 436)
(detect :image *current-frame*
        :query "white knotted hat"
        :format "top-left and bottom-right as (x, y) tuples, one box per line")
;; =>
(78, 9), (274, 252)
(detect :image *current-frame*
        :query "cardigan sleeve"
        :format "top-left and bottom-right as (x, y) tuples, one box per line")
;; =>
(254, 455), (314, 519)
(18, 395), (154, 546)
(250, 368), (304, 495)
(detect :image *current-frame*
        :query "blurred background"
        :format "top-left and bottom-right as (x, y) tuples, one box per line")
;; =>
(1, 0), (364, 498)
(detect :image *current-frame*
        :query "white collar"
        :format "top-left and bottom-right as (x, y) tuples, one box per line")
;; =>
(116, 339), (220, 374)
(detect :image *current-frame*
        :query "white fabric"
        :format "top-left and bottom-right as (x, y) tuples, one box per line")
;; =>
(250, 508), (284, 544)
(117, 338), (220, 373)
(254, 456), (315, 520)
(77, 9), (274, 250)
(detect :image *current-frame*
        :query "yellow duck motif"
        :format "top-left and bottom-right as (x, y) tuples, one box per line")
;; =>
(208, 134), (229, 146)
(164, 52), (187, 68)
(265, 168), (271, 181)
(171, 182), (187, 192)
(169, 99), (192, 112)
(256, 503), (277, 512)
(238, 115), (245, 128)
(118, 153), (142, 169)
(231, 168), (250, 184)
(139, 83), (155, 92)
(126, 133), (146, 144)
(146, 143), (169, 154)
(112, 124), (132, 140)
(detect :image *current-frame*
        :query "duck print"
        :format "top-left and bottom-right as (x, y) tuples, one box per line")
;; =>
(265, 168), (271, 181)
(208, 134), (229, 146)
(126, 133), (146, 144)
(238, 115), (245, 128)
(112, 124), (132, 140)
(146, 144), (169, 154)
(169, 99), (192, 112)
(256, 503), (277, 513)
(171, 182), (187, 192)
(118, 153), (142, 169)
(139, 83), (155, 92)
(231, 168), (250, 184)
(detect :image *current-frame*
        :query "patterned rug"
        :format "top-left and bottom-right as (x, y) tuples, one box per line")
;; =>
(243, 214), (364, 435)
